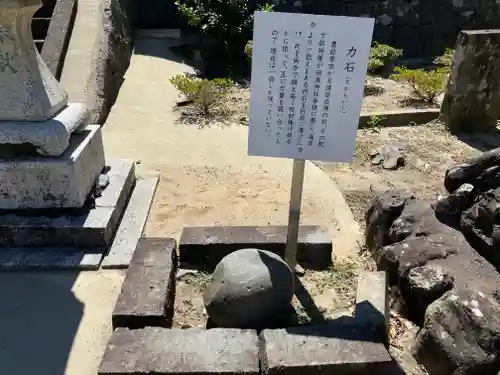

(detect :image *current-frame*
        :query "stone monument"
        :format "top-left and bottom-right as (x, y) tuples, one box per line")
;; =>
(440, 30), (500, 133)
(0, 0), (103, 208)
(0, 0), (157, 269)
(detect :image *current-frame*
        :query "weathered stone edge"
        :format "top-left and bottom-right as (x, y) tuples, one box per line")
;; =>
(85, 0), (135, 125)
(359, 108), (440, 128)
(112, 238), (178, 329)
(354, 271), (389, 347)
(179, 225), (332, 271)
(41, 0), (78, 80)
(101, 175), (159, 269)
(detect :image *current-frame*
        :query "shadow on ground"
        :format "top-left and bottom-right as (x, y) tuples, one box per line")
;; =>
(455, 128), (500, 152)
(133, 36), (203, 72)
(0, 271), (82, 375)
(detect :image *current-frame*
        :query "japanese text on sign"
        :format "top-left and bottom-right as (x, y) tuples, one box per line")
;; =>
(248, 12), (374, 162)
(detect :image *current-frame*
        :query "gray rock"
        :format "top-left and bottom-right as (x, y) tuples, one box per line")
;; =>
(203, 248), (294, 329)
(461, 187), (500, 268)
(444, 146), (500, 193)
(414, 288), (500, 375)
(434, 183), (474, 228)
(370, 144), (405, 170)
(365, 190), (413, 252)
(403, 264), (454, 323)
(98, 174), (110, 190)
(365, 190), (500, 325)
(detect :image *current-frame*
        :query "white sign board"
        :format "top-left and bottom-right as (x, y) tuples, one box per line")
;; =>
(248, 12), (374, 162)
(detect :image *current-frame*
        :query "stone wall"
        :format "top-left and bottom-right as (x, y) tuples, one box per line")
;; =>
(134, 0), (500, 57)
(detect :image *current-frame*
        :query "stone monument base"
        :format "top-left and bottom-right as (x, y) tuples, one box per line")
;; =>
(0, 124), (105, 209)
(0, 159), (159, 270)
(0, 103), (88, 156)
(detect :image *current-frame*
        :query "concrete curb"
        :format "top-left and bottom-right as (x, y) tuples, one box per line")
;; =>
(179, 225), (333, 271)
(99, 238), (396, 375)
(41, 0), (78, 80)
(359, 108), (440, 128)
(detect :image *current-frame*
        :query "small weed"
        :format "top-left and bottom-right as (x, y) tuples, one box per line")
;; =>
(365, 114), (387, 129)
(313, 260), (359, 295)
(182, 270), (212, 292)
(391, 66), (448, 104)
(170, 74), (233, 115)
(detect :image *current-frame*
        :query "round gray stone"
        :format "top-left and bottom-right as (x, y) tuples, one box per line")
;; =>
(203, 248), (295, 329)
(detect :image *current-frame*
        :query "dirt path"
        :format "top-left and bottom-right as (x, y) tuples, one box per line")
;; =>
(102, 36), (362, 260)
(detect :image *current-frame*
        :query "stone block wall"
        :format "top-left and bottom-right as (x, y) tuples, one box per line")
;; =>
(134, 0), (499, 57)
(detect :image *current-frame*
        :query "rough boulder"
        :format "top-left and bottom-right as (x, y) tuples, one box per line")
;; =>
(203, 248), (294, 329)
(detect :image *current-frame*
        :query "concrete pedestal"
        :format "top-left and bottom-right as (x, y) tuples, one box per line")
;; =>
(0, 103), (89, 156)
(0, 124), (105, 209)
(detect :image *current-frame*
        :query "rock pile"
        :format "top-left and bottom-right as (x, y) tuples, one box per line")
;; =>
(365, 146), (500, 375)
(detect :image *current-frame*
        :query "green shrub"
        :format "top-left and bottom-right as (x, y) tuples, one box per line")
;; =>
(368, 42), (403, 74)
(433, 48), (454, 68)
(244, 40), (253, 60)
(391, 66), (449, 103)
(170, 74), (233, 114)
(175, 0), (273, 60)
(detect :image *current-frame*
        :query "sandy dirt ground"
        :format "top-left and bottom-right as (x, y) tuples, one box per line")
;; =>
(316, 123), (496, 227)
(103, 36), (362, 260)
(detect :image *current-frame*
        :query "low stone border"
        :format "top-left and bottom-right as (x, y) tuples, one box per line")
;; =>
(99, 231), (395, 375)
(41, 0), (78, 80)
(359, 108), (440, 128)
(112, 237), (177, 329)
(179, 225), (333, 271)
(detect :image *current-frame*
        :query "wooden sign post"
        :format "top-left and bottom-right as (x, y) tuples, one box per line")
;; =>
(248, 12), (374, 269)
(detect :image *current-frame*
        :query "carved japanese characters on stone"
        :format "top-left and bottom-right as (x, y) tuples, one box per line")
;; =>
(0, 0), (68, 121)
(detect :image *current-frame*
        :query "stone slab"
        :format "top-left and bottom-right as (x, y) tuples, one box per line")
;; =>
(112, 238), (177, 329)
(0, 246), (103, 271)
(0, 124), (104, 209)
(98, 327), (260, 375)
(41, 0), (78, 80)
(359, 108), (440, 128)
(355, 271), (389, 347)
(0, 103), (88, 156)
(260, 323), (395, 375)
(0, 159), (135, 247)
(101, 175), (159, 269)
(179, 225), (332, 270)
